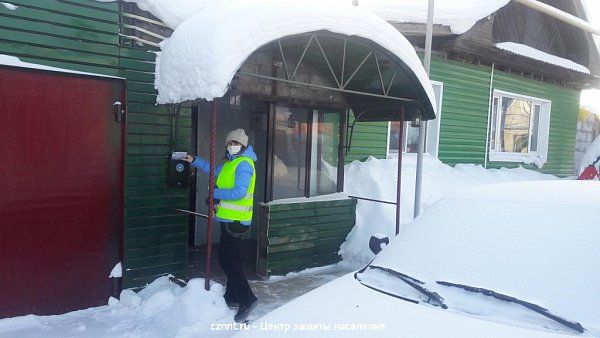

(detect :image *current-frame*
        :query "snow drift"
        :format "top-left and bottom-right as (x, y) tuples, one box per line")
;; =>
(340, 154), (558, 267)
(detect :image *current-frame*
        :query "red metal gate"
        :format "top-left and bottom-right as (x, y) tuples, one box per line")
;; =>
(0, 66), (126, 317)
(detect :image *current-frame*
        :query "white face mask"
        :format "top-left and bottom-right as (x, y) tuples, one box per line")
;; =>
(227, 145), (242, 155)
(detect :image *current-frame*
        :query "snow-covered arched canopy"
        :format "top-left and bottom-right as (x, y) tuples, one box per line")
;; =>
(156, 0), (437, 119)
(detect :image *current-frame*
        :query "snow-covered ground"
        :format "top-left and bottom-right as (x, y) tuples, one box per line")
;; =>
(236, 180), (600, 337)
(340, 154), (558, 267)
(0, 155), (566, 337)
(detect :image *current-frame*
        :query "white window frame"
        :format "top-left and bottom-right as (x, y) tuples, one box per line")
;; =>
(488, 89), (551, 167)
(387, 81), (444, 158)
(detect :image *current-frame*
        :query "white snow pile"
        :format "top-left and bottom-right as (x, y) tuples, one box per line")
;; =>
(371, 180), (600, 335)
(0, 54), (121, 79)
(108, 262), (122, 278)
(155, 0), (435, 107)
(1, 2), (18, 10)
(0, 277), (234, 338)
(340, 154), (559, 267)
(495, 42), (591, 74)
(579, 135), (600, 175)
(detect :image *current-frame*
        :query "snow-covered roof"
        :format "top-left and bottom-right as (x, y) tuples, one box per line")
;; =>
(357, 0), (510, 34)
(495, 42), (591, 74)
(121, 0), (207, 29)
(155, 0), (436, 112)
(120, 0), (511, 35)
(0, 54), (124, 79)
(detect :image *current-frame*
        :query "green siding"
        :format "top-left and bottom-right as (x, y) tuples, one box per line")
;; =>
(258, 199), (356, 276)
(345, 113), (388, 163)
(344, 55), (579, 176)
(430, 57), (492, 166)
(1, 0), (191, 288)
(120, 45), (192, 288)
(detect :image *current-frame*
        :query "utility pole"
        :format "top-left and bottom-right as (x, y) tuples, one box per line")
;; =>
(414, 0), (434, 218)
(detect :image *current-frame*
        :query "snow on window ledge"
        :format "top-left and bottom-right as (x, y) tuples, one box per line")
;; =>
(489, 152), (546, 168)
(264, 192), (350, 206)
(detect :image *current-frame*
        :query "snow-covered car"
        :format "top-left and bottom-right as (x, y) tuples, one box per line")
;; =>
(238, 181), (600, 337)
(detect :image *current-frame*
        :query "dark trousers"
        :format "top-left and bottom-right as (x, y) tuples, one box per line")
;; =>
(218, 222), (257, 306)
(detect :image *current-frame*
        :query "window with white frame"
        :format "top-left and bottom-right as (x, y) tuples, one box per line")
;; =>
(488, 90), (551, 167)
(387, 81), (443, 158)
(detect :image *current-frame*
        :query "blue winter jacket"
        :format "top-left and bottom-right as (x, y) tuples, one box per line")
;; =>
(191, 145), (257, 226)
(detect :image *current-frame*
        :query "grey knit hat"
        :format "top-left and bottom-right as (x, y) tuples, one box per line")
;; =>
(225, 128), (249, 147)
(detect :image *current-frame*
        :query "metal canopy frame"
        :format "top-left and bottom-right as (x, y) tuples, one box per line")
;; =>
(197, 32), (424, 289)
(237, 33), (415, 104)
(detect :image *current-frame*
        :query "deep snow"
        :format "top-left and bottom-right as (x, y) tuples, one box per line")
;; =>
(339, 154), (559, 267)
(369, 180), (600, 335)
(0, 155), (567, 337)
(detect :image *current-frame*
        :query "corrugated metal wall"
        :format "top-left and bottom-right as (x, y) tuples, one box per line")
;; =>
(348, 55), (580, 177)
(345, 114), (388, 163)
(429, 57), (492, 166)
(0, 0), (191, 288)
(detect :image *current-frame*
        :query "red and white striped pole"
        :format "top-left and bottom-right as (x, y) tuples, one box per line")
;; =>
(205, 100), (217, 290)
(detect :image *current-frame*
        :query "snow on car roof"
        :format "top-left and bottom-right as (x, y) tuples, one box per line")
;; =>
(155, 0), (436, 108)
(373, 180), (600, 334)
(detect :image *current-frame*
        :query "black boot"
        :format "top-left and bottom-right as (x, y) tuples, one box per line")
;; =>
(234, 299), (258, 322)
(224, 294), (238, 308)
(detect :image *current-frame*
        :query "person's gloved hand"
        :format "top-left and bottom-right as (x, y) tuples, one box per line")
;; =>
(205, 197), (220, 206)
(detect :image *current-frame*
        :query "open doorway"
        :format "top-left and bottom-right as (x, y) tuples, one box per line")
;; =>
(188, 97), (269, 280)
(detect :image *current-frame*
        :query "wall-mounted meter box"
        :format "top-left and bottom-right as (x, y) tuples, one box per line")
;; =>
(168, 152), (190, 188)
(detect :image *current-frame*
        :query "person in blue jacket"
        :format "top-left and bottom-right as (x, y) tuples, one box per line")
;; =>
(184, 128), (258, 322)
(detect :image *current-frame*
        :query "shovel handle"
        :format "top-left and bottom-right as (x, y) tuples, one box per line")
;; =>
(176, 209), (209, 219)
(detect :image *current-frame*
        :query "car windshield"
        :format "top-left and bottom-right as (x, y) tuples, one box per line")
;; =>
(357, 181), (600, 336)
(356, 264), (584, 334)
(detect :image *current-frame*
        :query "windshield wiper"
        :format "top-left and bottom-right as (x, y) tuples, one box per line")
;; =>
(354, 271), (420, 305)
(369, 265), (448, 309)
(436, 281), (585, 333)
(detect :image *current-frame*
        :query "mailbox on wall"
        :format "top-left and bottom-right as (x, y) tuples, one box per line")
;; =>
(168, 153), (190, 188)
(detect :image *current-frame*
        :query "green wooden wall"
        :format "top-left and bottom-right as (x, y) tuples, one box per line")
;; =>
(120, 48), (192, 289)
(348, 55), (580, 177)
(429, 57), (492, 166)
(345, 113), (388, 163)
(0, 0), (191, 288)
(257, 199), (356, 277)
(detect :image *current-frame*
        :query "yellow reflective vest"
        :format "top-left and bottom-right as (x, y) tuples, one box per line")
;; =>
(215, 156), (256, 222)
